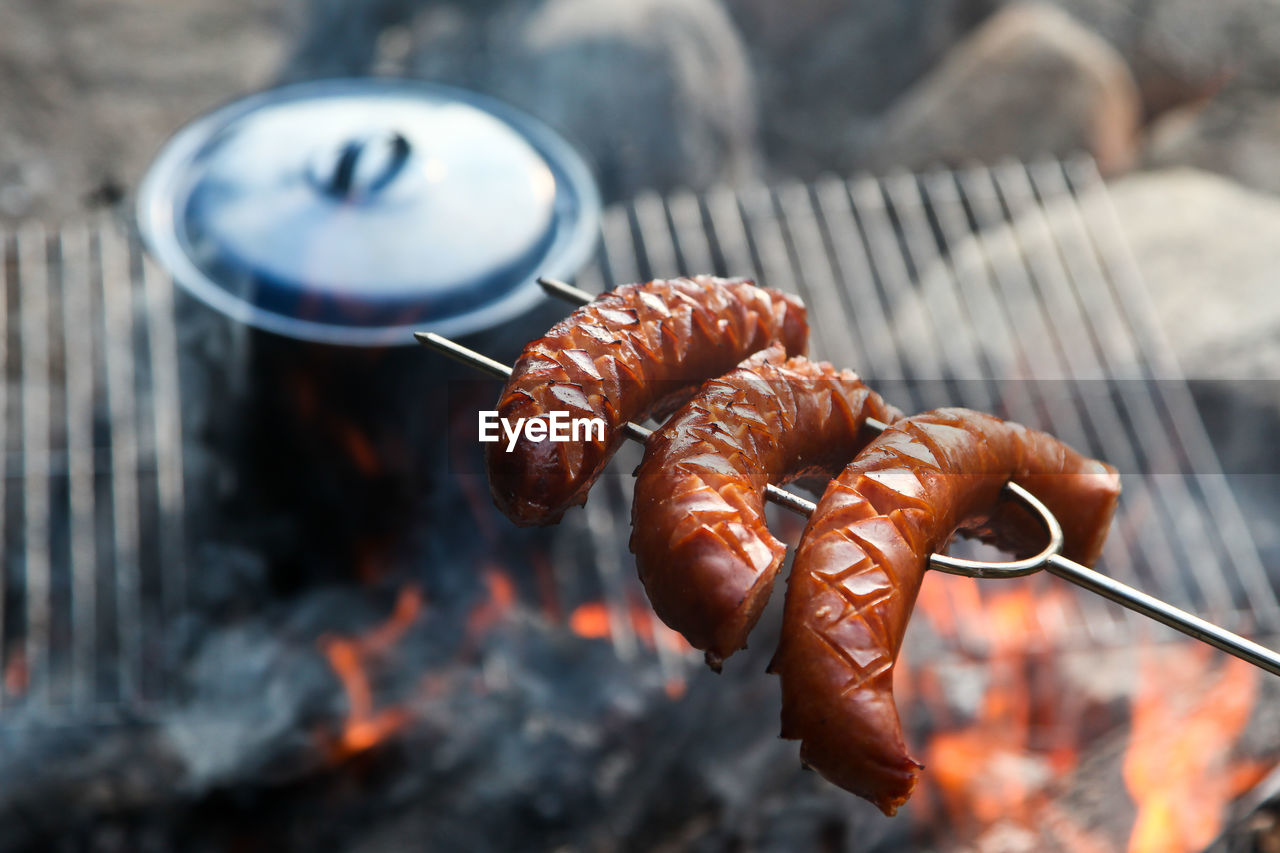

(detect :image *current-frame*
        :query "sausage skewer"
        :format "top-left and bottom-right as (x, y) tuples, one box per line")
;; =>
(431, 278), (1280, 681)
(774, 408), (1123, 813)
(488, 275), (809, 526)
(631, 344), (903, 667)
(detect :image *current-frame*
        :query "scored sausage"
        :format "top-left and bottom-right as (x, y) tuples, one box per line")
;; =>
(630, 345), (903, 667)
(771, 408), (1120, 815)
(487, 276), (808, 526)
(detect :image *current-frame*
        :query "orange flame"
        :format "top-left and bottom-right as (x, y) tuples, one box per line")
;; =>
(466, 568), (516, 639)
(567, 599), (693, 655)
(567, 599), (692, 699)
(3, 650), (27, 697)
(569, 602), (612, 639)
(1124, 646), (1260, 853)
(319, 585), (424, 758)
(915, 582), (1083, 833)
(336, 421), (381, 477)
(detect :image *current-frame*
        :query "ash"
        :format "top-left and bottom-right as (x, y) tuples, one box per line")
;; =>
(0, 541), (898, 852)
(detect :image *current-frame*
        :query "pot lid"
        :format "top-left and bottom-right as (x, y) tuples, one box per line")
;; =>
(137, 79), (600, 345)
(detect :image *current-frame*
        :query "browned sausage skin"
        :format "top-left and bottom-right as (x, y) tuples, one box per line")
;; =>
(630, 345), (903, 667)
(487, 276), (808, 526)
(772, 409), (1120, 815)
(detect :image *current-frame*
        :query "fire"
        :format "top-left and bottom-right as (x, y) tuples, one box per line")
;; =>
(907, 565), (1276, 851)
(466, 568), (516, 638)
(569, 602), (612, 639)
(336, 421), (380, 477)
(3, 650), (27, 697)
(1124, 645), (1260, 853)
(319, 585), (424, 758)
(568, 598), (692, 700)
(912, 578), (1084, 833)
(567, 598), (693, 655)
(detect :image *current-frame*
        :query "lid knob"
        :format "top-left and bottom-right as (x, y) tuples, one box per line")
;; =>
(311, 130), (412, 201)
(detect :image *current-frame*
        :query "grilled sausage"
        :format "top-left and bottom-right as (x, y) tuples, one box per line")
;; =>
(630, 345), (903, 667)
(487, 276), (808, 526)
(771, 409), (1120, 815)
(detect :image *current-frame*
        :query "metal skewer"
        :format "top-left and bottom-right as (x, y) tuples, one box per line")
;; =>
(414, 280), (1280, 677)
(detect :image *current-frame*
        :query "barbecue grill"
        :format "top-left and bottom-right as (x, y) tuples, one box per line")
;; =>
(2, 155), (1273, 708)
(0, 156), (1275, 850)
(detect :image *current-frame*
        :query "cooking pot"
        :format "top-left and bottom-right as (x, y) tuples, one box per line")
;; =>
(137, 78), (600, 582)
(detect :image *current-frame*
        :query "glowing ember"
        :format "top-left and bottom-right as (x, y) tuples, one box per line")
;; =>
(319, 585), (424, 758)
(912, 581), (1085, 836)
(567, 599), (692, 700)
(466, 568), (516, 638)
(569, 602), (612, 639)
(567, 599), (694, 655)
(1124, 646), (1261, 853)
(3, 650), (27, 697)
(336, 421), (380, 477)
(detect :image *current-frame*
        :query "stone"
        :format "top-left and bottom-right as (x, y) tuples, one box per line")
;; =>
(1003, 0), (1280, 115)
(405, 0), (760, 201)
(1143, 88), (1280, 197)
(891, 167), (1280, 383)
(884, 165), (1280, 571)
(863, 3), (1141, 175)
(1104, 169), (1280, 382)
(724, 0), (987, 177)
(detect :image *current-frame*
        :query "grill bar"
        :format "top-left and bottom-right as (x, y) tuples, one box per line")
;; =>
(18, 222), (52, 703)
(666, 191), (716, 275)
(101, 221), (143, 704)
(140, 250), (187, 690)
(60, 223), (98, 709)
(774, 184), (863, 373)
(0, 230), (7, 705)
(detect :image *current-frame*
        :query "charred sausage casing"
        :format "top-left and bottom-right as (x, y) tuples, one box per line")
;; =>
(631, 345), (902, 667)
(772, 408), (1120, 816)
(487, 276), (808, 526)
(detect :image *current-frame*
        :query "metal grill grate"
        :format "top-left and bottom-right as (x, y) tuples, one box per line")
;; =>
(0, 218), (186, 713)
(0, 158), (1271, 716)
(567, 157), (1276, 662)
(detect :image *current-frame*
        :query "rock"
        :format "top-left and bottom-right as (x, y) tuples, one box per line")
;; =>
(724, 0), (988, 177)
(1106, 168), (1280, 573)
(1105, 168), (1280, 381)
(885, 165), (1280, 567)
(1003, 0), (1280, 115)
(1143, 88), (1280, 197)
(863, 3), (1141, 175)
(405, 0), (760, 201)
(891, 166), (1280, 383)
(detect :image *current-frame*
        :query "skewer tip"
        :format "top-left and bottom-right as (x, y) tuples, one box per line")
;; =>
(537, 276), (594, 306)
